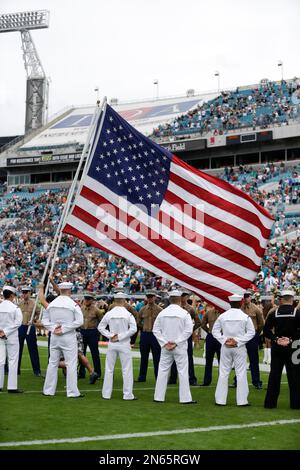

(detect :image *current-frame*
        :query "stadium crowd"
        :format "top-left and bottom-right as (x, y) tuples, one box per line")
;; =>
(152, 79), (300, 139)
(0, 164), (299, 299)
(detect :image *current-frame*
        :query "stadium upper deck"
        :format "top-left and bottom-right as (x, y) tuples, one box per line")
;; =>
(1, 78), (300, 187)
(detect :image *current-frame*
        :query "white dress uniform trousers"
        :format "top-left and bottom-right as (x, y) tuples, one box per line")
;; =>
(0, 300), (23, 390)
(42, 295), (83, 397)
(212, 308), (255, 405)
(98, 306), (137, 400)
(153, 304), (193, 403)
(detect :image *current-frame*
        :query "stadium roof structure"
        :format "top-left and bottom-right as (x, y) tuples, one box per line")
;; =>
(19, 92), (218, 151)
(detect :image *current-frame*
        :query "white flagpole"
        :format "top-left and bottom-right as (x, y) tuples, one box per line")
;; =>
(26, 100), (103, 334)
(44, 97), (107, 291)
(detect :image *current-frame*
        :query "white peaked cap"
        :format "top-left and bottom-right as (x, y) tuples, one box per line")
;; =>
(280, 289), (295, 297)
(113, 292), (128, 299)
(58, 282), (74, 290)
(3, 285), (17, 294)
(168, 289), (183, 298)
(228, 294), (243, 302)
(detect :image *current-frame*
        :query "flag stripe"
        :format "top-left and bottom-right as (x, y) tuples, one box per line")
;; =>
(165, 189), (266, 259)
(169, 173), (270, 242)
(172, 155), (274, 223)
(72, 201), (244, 297)
(170, 169), (271, 241)
(82, 175), (263, 268)
(80, 180), (258, 278)
(78, 186), (253, 287)
(64, 219), (229, 311)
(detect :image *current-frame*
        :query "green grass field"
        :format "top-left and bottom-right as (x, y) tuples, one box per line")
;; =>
(1, 342), (300, 450)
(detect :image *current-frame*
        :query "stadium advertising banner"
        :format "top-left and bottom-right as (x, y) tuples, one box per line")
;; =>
(160, 139), (205, 153)
(7, 153), (81, 166)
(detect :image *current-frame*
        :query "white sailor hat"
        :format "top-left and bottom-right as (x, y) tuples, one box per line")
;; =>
(228, 294), (243, 302)
(113, 292), (128, 299)
(280, 289), (295, 297)
(21, 286), (32, 292)
(3, 285), (17, 295)
(58, 282), (74, 290)
(168, 289), (182, 298)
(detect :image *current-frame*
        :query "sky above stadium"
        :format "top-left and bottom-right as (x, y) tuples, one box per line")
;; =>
(0, 0), (299, 136)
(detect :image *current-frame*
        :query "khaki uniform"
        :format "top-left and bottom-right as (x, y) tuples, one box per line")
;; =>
(200, 307), (221, 386)
(183, 304), (201, 331)
(79, 302), (103, 378)
(18, 298), (41, 376)
(138, 304), (162, 331)
(241, 302), (264, 333)
(18, 299), (40, 325)
(81, 304), (103, 329)
(201, 307), (220, 333)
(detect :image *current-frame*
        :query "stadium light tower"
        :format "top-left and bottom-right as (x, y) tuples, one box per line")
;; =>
(214, 71), (220, 93)
(153, 79), (159, 99)
(278, 60), (284, 81)
(0, 10), (50, 133)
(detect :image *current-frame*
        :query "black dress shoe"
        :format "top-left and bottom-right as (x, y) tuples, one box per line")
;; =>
(8, 389), (24, 394)
(189, 382), (198, 386)
(168, 381), (177, 385)
(153, 399), (164, 403)
(0, 388), (3, 392)
(254, 384), (263, 390)
(102, 396), (110, 400)
(181, 400), (197, 404)
(35, 373), (45, 378)
(215, 403), (226, 406)
(199, 383), (210, 387)
(134, 379), (146, 383)
(89, 372), (99, 385)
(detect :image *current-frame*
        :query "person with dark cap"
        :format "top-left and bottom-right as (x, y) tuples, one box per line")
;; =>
(78, 293), (103, 383)
(136, 291), (162, 382)
(199, 304), (221, 386)
(168, 291), (200, 386)
(0, 286), (23, 393)
(264, 289), (300, 409)
(17, 286), (42, 377)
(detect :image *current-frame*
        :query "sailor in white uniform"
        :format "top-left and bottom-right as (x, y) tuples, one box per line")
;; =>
(153, 290), (196, 404)
(98, 292), (137, 400)
(0, 286), (23, 393)
(212, 294), (255, 406)
(42, 282), (84, 398)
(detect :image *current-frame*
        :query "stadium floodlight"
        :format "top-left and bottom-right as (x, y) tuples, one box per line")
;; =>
(153, 79), (159, 99)
(0, 10), (50, 133)
(214, 71), (220, 93)
(0, 10), (49, 33)
(277, 60), (284, 81)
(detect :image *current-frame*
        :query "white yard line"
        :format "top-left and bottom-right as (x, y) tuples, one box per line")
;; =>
(1, 419), (299, 448)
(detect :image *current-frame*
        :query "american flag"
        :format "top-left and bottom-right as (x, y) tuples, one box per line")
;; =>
(63, 104), (274, 311)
